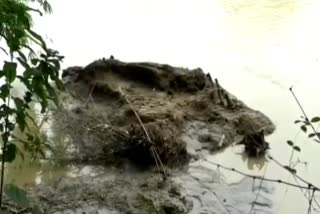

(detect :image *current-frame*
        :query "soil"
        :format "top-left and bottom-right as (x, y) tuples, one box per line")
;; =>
(27, 57), (275, 213)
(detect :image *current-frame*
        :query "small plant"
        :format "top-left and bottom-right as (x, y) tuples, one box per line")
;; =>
(294, 116), (320, 143)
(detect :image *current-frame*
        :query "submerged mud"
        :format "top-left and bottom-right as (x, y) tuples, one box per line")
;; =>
(28, 58), (275, 213)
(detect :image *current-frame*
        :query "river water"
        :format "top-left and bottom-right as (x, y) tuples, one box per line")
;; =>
(9, 0), (320, 213)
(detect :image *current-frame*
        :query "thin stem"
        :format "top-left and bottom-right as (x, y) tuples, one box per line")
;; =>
(307, 189), (315, 214)
(268, 155), (320, 191)
(119, 87), (167, 179)
(0, 83), (11, 207)
(201, 156), (319, 191)
(0, 132), (6, 207)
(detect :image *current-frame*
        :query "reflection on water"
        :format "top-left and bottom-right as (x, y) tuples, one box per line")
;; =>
(240, 152), (267, 171)
(5, 117), (70, 187)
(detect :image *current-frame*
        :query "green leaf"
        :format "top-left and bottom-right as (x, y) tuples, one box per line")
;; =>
(4, 184), (30, 207)
(293, 145), (301, 152)
(308, 133), (315, 138)
(21, 44), (36, 59)
(3, 61), (17, 83)
(1, 133), (9, 144)
(16, 111), (27, 132)
(27, 29), (47, 51)
(287, 140), (294, 146)
(0, 70), (4, 79)
(33, 83), (48, 113)
(16, 57), (30, 69)
(308, 133), (320, 138)
(17, 51), (27, 62)
(294, 120), (301, 124)
(43, 0), (52, 13)
(3, 143), (17, 162)
(311, 117), (320, 123)
(7, 35), (21, 52)
(55, 78), (64, 90)
(0, 104), (15, 118)
(0, 47), (8, 55)
(301, 125), (307, 133)
(24, 91), (32, 103)
(31, 58), (38, 66)
(0, 85), (10, 101)
(17, 51), (30, 69)
(284, 166), (297, 174)
(13, 97), (25, 109)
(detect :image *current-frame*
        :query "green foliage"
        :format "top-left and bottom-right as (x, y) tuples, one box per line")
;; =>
(300, 125), (307, 133)
(293, 145), (301, 152)
(3, 62), (17, 83)
(308, 133), (320, 138)
(0, 0), (63, 209)
(293, 116), (320, 142)
(311, 116), (320, 123)
(2, 143), (17, 162)
(287, 140), (294, 146)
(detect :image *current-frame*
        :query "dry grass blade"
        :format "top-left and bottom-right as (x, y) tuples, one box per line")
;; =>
(119, 87), (168, 180)
(85, 81), (97, 107)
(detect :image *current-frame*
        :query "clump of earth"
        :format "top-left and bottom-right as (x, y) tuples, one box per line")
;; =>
(27, 57), (275, 213)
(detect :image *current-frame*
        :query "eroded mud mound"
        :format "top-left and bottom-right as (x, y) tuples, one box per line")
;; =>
(56, 57), (275, 167)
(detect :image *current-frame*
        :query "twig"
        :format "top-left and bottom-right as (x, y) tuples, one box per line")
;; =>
(0, 83), (11, 207)
(268, 155), (320, 191)
(118, 87), (167, 180)
(291, 173), (319, 212)
(200, 154), (320, 213)
(201, 157), (318, 191)
(85, 81), (97, 107)
(308, 189), (316, 214)
(313, 197), (320, 212)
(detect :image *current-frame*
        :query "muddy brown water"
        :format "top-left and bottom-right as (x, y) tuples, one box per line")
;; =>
(5, 0), (320, 213)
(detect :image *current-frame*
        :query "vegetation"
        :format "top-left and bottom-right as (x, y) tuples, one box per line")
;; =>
(0, 0), (62, 212)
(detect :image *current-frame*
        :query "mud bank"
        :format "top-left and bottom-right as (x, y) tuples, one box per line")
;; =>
(31, 58), (275, 213)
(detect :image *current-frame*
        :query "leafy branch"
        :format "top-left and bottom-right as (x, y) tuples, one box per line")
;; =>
(0, 0), (63, 212)
(290, 86), (320, 143)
